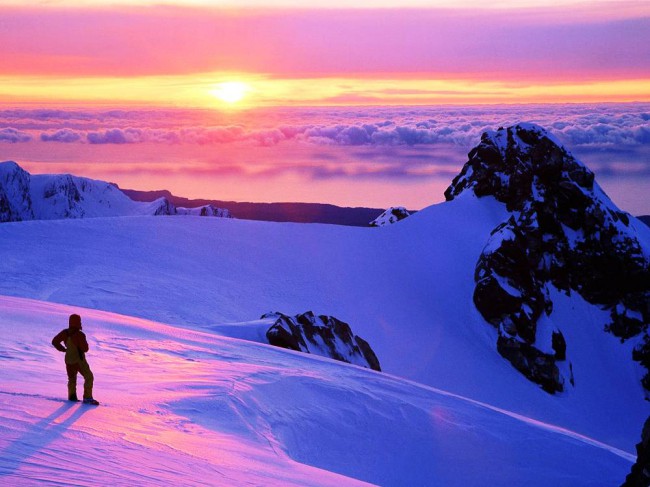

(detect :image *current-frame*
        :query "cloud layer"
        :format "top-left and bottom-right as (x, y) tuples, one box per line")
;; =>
(1, 104), (647, 153)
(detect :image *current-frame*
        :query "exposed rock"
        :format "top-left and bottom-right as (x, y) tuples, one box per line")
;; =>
(551, 330), (566, 361)
(176, 204), (233, 218)
(496, 335), (562, 394)
(369, 206), (411, 227)
(262, 311), (381, 371)
(622, 416), (650, 487)
(446, 123), (650, 393)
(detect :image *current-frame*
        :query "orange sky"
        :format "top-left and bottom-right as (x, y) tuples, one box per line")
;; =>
(0, 2), (648, 107)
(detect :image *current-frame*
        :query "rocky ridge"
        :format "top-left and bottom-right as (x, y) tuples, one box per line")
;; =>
(369, 206), (411, 226)
(445, 123), (650, 394)
(262, 311), (381, 371)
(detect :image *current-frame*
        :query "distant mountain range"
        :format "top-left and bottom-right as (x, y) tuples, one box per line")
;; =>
(120, 187), (387, 226)
(0, 161), (233, 222)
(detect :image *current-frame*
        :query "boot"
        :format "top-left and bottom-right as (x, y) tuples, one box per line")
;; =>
(82, 397), (99, 405)
(68, 393), (79, 402)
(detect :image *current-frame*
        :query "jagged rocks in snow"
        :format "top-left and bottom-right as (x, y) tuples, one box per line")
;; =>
(262, 311), (381, 371)
(622, 416), (650, 487)
(177, 205), (233, 218)
(369, 206), (411, 227)
(446, 123), (650, 394)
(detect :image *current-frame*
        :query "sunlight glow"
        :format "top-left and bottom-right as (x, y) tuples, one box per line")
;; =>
(210, 82), (250, 105)
(1, 73), (648, 107)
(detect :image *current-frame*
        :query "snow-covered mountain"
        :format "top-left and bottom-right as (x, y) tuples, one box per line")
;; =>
(0, 161), (233, 221)
(369, 206), (411, 226)
(446, 123), (650, 395)
(0, 124), (648, 484)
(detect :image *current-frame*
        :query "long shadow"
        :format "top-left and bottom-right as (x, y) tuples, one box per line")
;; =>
(0, 401), (90, 477)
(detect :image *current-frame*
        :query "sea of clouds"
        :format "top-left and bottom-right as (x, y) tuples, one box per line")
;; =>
(1, 104), (648, 213)
(1, 104), (648, 151)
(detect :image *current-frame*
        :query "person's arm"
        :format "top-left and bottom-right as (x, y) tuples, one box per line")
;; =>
(51, 330), (67, 352)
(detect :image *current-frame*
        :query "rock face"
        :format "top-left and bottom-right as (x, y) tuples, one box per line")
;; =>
(370, 207), (411, 227)
(262, 311), (381, 371)
(622, 416), (650, 487)
(446, 123), (650, 394)
(0, 161), (233, 222)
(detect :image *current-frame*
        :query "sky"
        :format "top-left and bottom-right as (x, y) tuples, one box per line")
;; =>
(0, 0), (649, 213)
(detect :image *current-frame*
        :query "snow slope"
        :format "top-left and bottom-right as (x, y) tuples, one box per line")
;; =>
(0, 295), (634, 486)
(0, 192), (647, 455)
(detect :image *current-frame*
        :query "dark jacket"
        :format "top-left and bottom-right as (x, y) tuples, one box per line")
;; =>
(52, 328), (89, 364)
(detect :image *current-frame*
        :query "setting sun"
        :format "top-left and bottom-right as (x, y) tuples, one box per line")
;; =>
(210, 81), (250, 105)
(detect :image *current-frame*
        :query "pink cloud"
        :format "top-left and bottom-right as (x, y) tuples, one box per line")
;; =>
(0, 6), (648, 80)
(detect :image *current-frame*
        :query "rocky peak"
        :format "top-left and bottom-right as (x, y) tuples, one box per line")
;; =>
(445, 123), (595, 212)
(370, 206), (411, 227)
(446, 124), (650, 394)
(262, 311), (381, 371)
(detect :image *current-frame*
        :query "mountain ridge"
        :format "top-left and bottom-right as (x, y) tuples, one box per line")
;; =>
(120, 187), (391, 226)
(0, 161), (233, 222)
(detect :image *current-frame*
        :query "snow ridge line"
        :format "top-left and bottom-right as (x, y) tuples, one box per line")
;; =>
(387, 373), (636, 462)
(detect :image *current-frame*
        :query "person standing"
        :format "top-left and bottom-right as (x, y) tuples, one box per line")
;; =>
(52, 314), (99, 405)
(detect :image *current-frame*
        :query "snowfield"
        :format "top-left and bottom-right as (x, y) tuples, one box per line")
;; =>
(0, 295), (634, 486)
(0, 191), (648, 484)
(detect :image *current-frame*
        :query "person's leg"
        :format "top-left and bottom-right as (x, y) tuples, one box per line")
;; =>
(78, 360), (94, 399)
(66, 363), (79, 401)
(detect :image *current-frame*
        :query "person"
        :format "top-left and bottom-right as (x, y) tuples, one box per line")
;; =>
(51, 314), (99, 405)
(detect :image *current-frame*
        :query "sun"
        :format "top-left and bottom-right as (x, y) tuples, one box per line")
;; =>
(210, 81), (250, 105)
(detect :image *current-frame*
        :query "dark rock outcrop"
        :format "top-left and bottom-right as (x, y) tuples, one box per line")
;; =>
(446, 123), (650, 394)
(262, 311), (381, 371)
(622, 416), (650, 487)
(369, 207), (411, 226)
